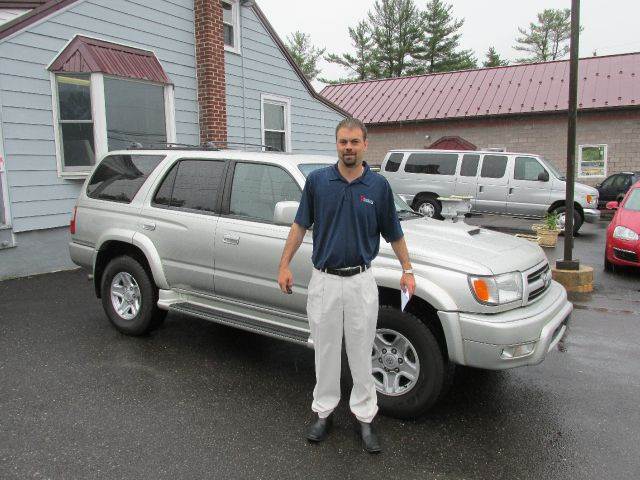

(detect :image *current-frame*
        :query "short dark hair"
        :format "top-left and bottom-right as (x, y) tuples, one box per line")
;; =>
(335, 117), (367, 140)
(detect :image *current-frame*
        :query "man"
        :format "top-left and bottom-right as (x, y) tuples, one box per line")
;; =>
(277, 118), (415, 454)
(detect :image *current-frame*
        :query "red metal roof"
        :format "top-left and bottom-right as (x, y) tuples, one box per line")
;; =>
(321, 53), (640, 125)
(48, 35), (170, 84)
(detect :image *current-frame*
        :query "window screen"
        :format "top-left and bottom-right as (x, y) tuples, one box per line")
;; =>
(153, 160), (225, 212)
(514, 157), (546, 181)
(404, 153), (457, 175)
(87, 155), (165, 203)
(460, 154), (479, 177)
(230, 163), (301, 222)
(480, 155), (508, 178)
(384, 153), (403, 172)
(104, 77), (166, 151)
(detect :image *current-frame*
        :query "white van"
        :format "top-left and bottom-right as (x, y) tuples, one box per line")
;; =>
(380, 149), (600, 233)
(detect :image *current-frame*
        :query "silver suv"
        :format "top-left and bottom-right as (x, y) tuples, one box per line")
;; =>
(381, 149), (600, 234)
(69, 148), (573, 419)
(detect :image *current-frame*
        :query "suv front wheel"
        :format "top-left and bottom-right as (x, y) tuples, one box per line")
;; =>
(100, 256), (166, 336)
(373, 306), (448, 419)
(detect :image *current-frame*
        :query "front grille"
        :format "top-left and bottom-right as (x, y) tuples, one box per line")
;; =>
(526, 263), (551, 303)
(613, 248), (639, 263)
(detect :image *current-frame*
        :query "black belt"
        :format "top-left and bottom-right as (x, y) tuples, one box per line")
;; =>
(320, 265), (369, 277)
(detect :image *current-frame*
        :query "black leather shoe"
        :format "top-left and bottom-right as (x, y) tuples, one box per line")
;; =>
(306, 415), (333, 442)
(358, 420), (382, 453)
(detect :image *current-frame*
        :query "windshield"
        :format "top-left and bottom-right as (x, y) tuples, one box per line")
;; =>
(539, 157), (564, 180)
(623, 189), (640, 211)
(298, 163), (420, 217)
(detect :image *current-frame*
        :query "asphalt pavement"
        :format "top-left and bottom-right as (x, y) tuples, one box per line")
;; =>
(1, 215), (639, 479)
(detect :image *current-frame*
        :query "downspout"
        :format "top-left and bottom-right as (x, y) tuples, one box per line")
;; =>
(240, 3), (248, 146)
(0, 83), (16, 248)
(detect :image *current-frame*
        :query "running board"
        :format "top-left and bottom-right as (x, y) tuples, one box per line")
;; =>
(169, 302), (312, 348)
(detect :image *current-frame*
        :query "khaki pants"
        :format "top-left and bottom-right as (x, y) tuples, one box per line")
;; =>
(306, 268), (379, 423)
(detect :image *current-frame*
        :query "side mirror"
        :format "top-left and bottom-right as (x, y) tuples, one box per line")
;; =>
(537, 171), (549, 182)
(273, 201), (300, 226)
(605, 201), (619, 210)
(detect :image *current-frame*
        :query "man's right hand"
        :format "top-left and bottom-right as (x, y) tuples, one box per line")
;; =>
(278, 267), (294, 294)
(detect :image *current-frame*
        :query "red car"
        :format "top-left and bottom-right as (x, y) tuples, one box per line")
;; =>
(605, 181), (640, 271)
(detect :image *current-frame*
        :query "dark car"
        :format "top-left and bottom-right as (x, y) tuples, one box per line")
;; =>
(596, 172), (640, 208)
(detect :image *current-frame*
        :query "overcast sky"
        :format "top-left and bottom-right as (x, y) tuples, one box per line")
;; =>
(255, 0), (640, 89)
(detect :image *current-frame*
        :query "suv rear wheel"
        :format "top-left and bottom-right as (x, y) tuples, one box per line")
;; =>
(374, 306), (448, 419)
(100, 255), (166, 336)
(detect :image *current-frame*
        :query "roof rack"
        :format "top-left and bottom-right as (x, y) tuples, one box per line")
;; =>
(128, 141), (282, 152)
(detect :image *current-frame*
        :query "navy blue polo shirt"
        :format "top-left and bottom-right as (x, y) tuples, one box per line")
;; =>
(294, 162), (404, 269)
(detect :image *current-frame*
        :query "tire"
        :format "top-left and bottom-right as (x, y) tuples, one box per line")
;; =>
(604, 251), (615, 272)
(100, 255), (166, 336)
(552, 205), (583, 235)
(374, 306), (448, 419)
(412, 196), (442, 219)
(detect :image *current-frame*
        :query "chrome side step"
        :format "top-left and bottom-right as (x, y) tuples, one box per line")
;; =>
(170, 302), (312, 348)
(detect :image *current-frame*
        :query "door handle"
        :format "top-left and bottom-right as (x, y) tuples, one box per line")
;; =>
(223, 235), (240, 245)
(478, 185), (484, 192)
(142, 222), (156, 231)
(508, 187), (514, 194)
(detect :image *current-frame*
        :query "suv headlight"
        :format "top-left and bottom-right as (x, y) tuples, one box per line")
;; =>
(468, 272), (523, 305)
(586, 194), (597, 206)
(613, 226), (639, 241)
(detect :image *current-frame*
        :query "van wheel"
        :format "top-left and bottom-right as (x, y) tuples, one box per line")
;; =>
(373, 306), (447, 419)
(413, 196), (442, 219)
(100, 255), (166, 336)
(552, 205), (583, 235)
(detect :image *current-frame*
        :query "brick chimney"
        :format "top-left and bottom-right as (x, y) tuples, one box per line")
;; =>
(194, 0), (227, 144)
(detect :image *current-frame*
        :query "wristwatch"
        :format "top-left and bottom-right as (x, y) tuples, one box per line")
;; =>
(403, 268), (414, 274)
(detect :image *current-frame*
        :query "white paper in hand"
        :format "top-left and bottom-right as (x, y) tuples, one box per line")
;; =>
(401, 288), (411, 312)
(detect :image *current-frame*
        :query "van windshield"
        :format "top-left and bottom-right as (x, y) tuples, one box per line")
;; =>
(539, 157), (565, 180)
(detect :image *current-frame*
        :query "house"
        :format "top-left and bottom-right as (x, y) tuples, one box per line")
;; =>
(0, 0), (346, 280)
(321, 53), (640, 182)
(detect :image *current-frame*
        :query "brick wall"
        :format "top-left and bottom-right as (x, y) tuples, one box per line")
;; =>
(194, 0), (227, 144)
(366, 109), (640, 185)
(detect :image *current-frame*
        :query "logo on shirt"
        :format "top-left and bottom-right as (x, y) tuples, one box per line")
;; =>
(360, 194), (374, 205)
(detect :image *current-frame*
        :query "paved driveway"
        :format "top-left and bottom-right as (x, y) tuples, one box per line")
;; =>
(1, 217), (639, 479)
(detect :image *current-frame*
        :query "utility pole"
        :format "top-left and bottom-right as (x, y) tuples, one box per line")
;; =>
(556, 0), (580, 271)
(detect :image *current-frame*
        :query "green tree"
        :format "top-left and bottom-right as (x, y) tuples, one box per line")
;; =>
(367, 0), (423, 78)
(285, 31), (326, 81)
(412, 0), (476, 73)
(323, 20), (379, 82)
(514, 8), (575, 63)
(483, 46), (508, 67)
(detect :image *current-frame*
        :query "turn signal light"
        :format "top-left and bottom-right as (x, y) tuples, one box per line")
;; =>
(472, 279), (490, 302)
(586, 194), (594, 204)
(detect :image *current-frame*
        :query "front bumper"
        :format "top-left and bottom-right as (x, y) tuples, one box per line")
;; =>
(438, 281), (572, 370)
(583, 208), (600, 223)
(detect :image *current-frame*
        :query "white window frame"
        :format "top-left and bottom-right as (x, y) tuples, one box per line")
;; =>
(51, 72), (176, 178)
(221, 0), (241, 55)
(578, 144), (607, 179)
(261, 94), (292, 153)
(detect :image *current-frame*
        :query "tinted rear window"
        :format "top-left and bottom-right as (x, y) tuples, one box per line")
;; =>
(384, 153), (403, 172)
(480, 155), (508, 178)
(404, 153), (457, 175)
(87, 154), (165, 203)
(153, 159), (225, 213)
(460, 154), (479, 177)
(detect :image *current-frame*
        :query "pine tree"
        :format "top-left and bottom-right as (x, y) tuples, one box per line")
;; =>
(285, 31), (326, 81)
(483, 46), (508, 67)
(323, 20), (379, 82)
(514, 8), (575, 63)
(412, 0), (477, 74)
(367, 0), (423, 78)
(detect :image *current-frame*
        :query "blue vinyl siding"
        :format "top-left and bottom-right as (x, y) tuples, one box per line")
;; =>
(225, 7), (343, 155)
(0, 0), (199, 233)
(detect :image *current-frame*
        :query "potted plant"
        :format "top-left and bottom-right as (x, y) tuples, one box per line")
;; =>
(531, 212), (561, 247)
